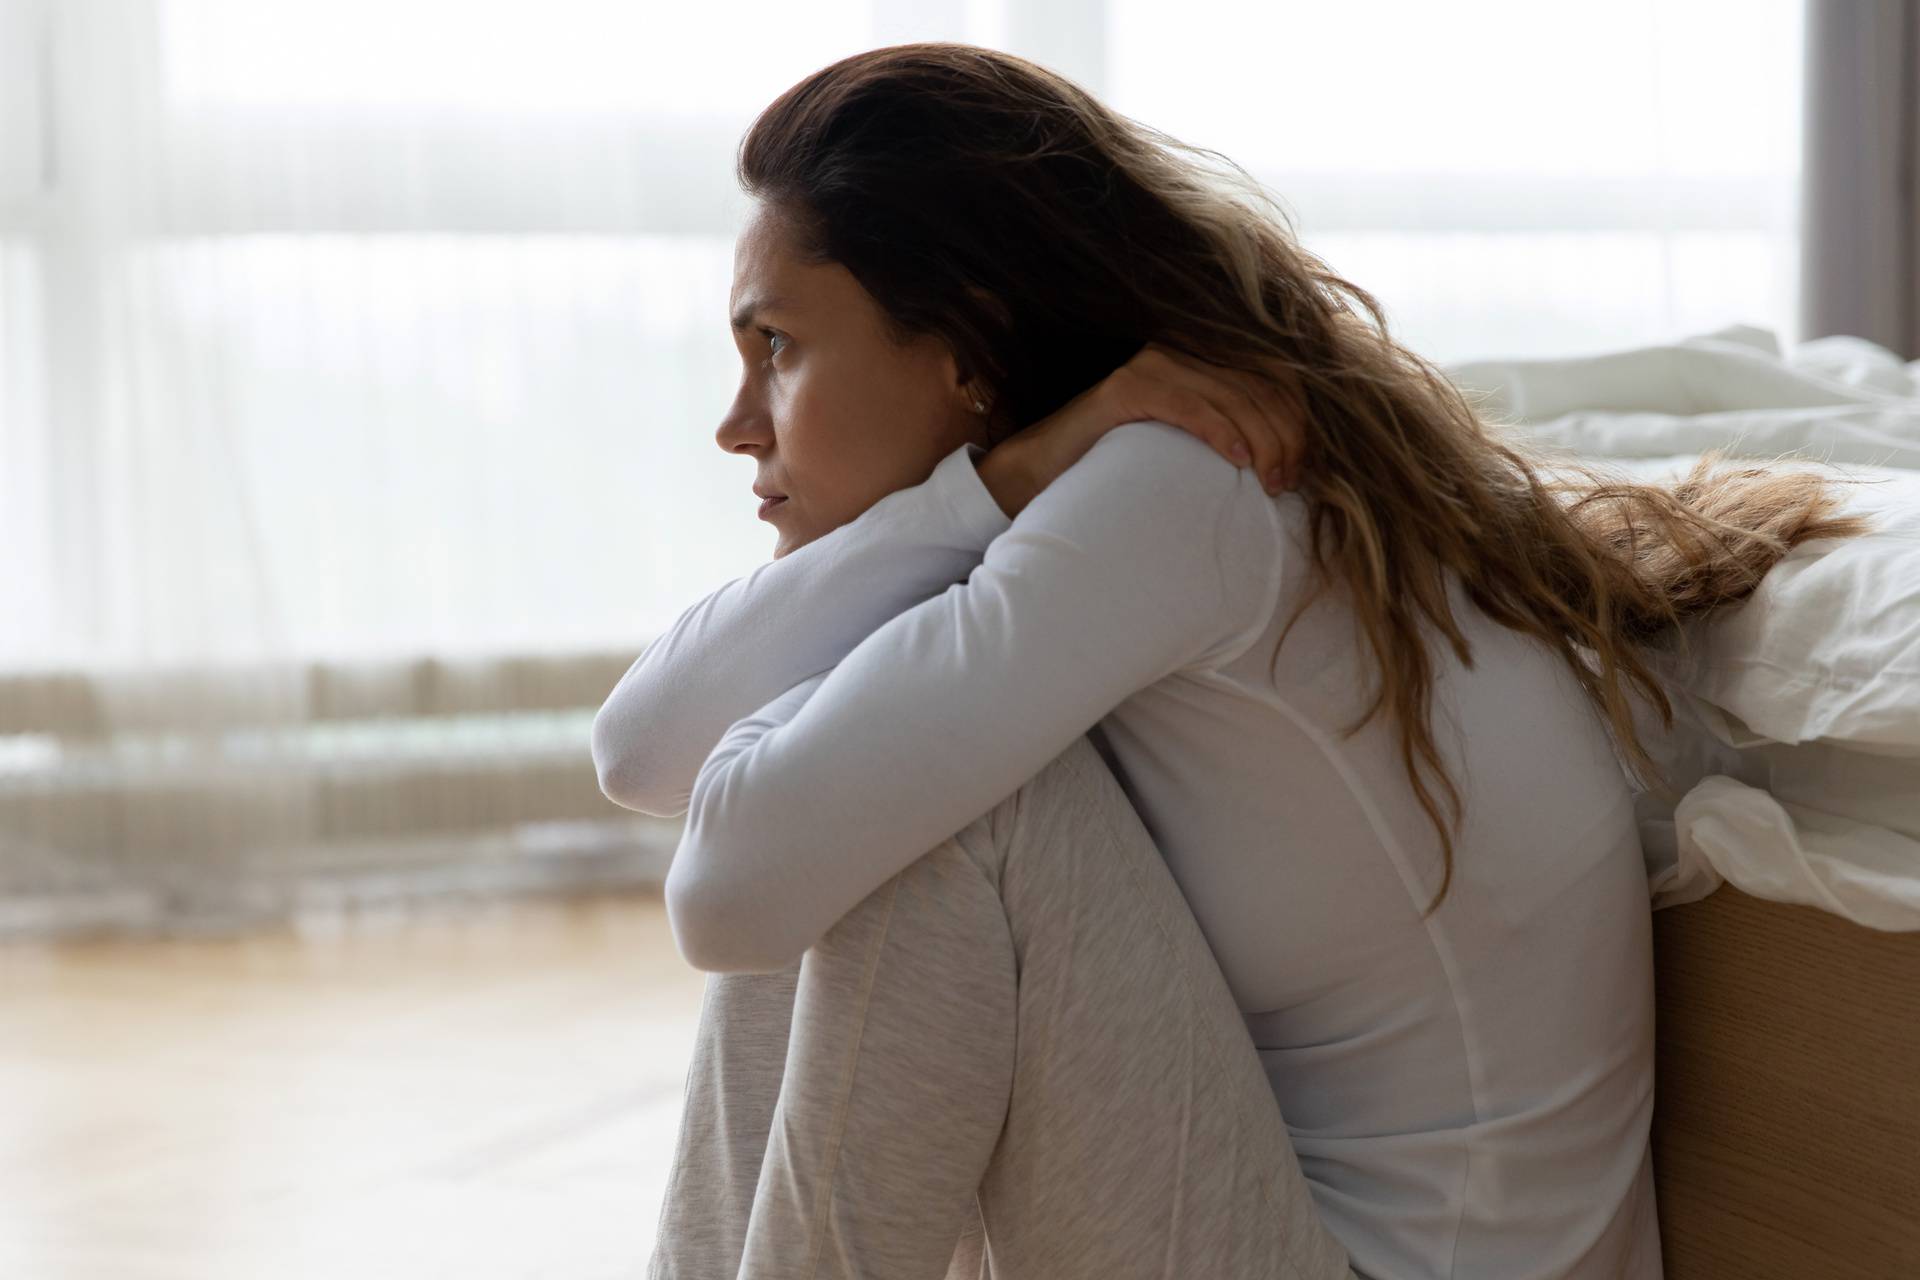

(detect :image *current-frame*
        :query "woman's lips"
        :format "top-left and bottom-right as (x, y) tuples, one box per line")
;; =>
(757, 496), (788, 519)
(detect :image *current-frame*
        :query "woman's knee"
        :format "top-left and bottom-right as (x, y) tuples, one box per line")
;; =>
(943, 733), (1124, 883)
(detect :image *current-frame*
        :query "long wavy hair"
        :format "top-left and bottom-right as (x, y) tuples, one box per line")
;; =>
(736, 42), (1880, 917)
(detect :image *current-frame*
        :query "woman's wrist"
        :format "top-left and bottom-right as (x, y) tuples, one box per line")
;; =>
(975, 439), (1049, 521)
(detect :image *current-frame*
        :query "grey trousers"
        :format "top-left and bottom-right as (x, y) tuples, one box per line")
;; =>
(648, 733), (1360, 1280)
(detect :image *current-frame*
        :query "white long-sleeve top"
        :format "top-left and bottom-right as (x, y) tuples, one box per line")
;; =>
(593, 420), (1662, 1279)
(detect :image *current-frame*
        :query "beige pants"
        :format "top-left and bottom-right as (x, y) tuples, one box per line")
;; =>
(648, 733), (1361, 1279)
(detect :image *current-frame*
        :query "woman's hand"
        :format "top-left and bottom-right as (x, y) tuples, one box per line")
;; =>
(982, 342), (1309, 520)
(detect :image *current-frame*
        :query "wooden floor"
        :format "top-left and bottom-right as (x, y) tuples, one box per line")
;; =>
(0, 890), (707, 1280)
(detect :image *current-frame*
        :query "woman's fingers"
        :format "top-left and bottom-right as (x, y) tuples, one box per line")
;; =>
(1153, 381), (1252, 470)
(1135, 344), (1300, 493)
(1128, 347), (1264, 481)
(1185, 348), (1291, 492)
(1216, 357), (1305, 492)
(1103, 355), (1248, 474)
(1226, 373), (1296, 493)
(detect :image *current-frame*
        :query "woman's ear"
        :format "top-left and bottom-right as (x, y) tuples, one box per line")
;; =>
(953, 283), (1009, 412)
(936, 344), (984, 416)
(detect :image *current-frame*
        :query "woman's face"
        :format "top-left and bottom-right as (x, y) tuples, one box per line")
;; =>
(716, 202), (991, 560)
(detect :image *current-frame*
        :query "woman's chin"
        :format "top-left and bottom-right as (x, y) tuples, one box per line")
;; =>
(768, 511), (824, 561)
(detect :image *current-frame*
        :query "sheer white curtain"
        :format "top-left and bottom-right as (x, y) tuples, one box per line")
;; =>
(2, 0), (870, 670)
(0, 0), (1806, 934)
(1107, 0), (1806, 363)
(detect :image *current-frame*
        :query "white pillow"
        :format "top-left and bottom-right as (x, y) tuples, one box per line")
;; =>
(1625, 460), (1920, 756)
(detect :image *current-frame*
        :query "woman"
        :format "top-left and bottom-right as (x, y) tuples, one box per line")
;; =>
(593, 43), (1873, 1280)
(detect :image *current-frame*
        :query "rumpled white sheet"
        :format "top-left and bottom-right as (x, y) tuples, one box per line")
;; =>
(1618, 680), (1920, 929)
(1441, 325), (1920, 930)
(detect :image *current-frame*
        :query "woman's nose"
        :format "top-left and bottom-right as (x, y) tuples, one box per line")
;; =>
(714, 406), (772, 455)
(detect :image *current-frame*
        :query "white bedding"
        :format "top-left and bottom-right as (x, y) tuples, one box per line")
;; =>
(1440, 325), (1920, 929)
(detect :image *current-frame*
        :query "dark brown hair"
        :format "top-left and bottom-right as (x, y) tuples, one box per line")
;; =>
(737, 41), (1879, 916)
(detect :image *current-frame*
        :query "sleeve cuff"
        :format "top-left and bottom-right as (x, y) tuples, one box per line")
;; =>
(931, 440), (1015, 547)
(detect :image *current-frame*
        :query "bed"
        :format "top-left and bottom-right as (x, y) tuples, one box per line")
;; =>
(1442, 324), (1920, 1274)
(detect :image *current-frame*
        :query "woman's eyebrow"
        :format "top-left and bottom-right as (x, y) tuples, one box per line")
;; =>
(729, 295), (797, 333)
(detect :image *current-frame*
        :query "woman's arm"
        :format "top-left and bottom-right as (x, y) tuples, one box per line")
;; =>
(665, 421), (1288, 973)
(594, 343), (1306, 820)
(592, 440), (1022, 817)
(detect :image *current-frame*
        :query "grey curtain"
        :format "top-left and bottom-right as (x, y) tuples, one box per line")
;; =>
(1800, 0), (1920, 359)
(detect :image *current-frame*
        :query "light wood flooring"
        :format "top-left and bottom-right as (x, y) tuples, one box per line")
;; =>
(0, 890), (707, 1279)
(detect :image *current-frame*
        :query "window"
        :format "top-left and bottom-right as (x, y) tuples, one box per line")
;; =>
(0, 0), (1807, 668)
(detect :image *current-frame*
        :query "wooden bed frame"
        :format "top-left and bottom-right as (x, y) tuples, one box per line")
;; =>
(1651, 885), (1920, 1276)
